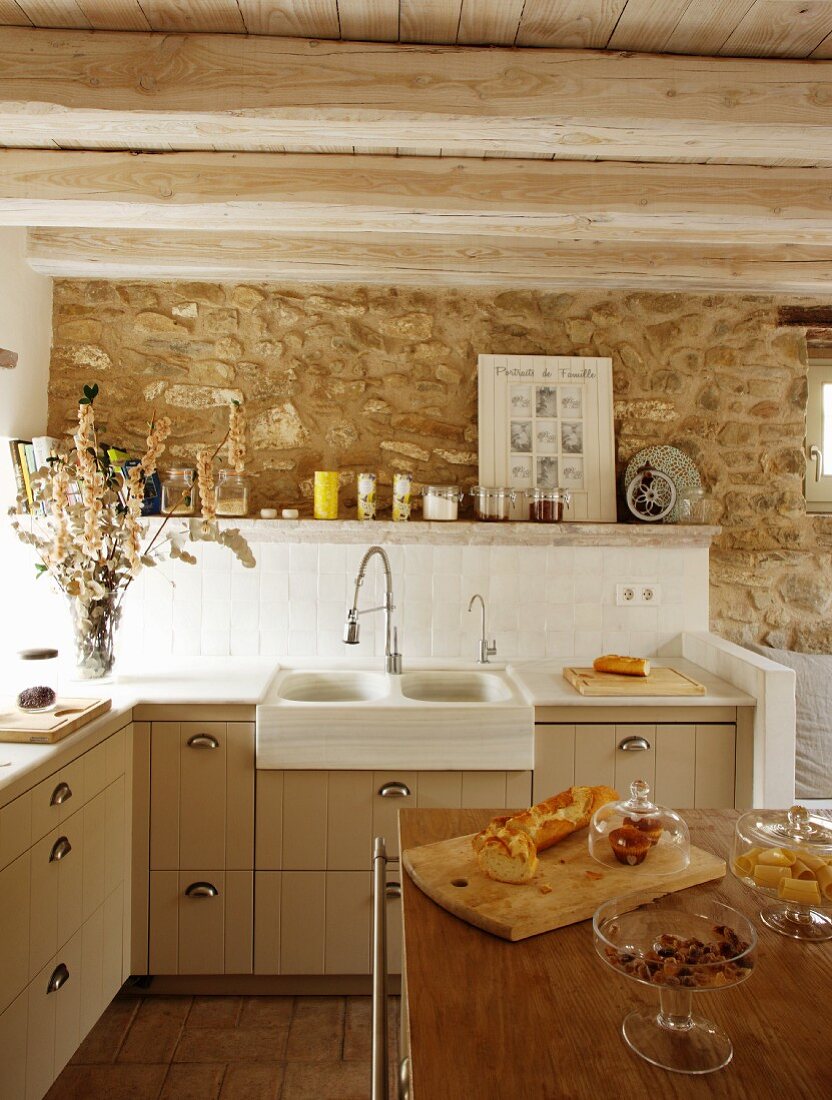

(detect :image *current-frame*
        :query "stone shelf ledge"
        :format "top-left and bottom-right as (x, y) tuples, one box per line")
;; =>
(141, 517), (720, 548)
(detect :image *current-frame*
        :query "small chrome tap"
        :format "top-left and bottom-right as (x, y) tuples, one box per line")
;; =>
(344, 546), (403, 674)
(468, 593), (497, 664)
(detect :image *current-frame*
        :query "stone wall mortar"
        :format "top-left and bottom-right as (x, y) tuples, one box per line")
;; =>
(48, 280), (830, 651)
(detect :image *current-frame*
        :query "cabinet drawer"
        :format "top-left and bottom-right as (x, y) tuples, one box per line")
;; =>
(29, 810), (84, 981)
(31, 757), (86, 845)
(150, 722), (254, 870)
(149, 870), (253, 975)
(26, 929), (82, 1100)
(0, 791), (32, 873)
(0, 851), (30, 1015)
(253, 869), (400, 977)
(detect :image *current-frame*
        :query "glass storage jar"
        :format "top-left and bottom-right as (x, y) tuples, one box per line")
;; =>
(216, 469), (250, 517)
(470, 486), (516, 522)
(161, 467), (196, 515)
(15, 647), (59, 713)
(589, 779), (691, 875)
(422, 485), (463, 521)
(678, 485), (709, 525)
(526, 487), (571, 523)
(732, 804), (832, 940)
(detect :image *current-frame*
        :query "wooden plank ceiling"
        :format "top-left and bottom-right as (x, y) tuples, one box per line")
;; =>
(1, 3), (831, 290)
(3, 0), (832, 58)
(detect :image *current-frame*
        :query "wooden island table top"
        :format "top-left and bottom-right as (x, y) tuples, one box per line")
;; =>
(399, 808), (832, 1100)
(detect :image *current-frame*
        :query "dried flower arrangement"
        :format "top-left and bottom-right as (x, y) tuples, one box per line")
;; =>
(12, 384), (255, 678)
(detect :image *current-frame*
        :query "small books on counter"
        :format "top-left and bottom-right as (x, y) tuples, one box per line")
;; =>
(8, 436), (61, 513)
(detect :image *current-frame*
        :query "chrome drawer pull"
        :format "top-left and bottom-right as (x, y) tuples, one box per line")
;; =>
(385, 881), (402, 900)
(187, 734), (219, 750)
(185, 881), (219, 898)
(46, 963), (69, 994)
(50, 782), (72, 806)
(49, 836), (72, 862)
(378, 781), (411, 798)
(618, 736), (651, 752)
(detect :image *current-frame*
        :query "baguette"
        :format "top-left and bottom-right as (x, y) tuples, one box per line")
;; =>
(593, 654), (650, 677)
(474, 785), (618, 883)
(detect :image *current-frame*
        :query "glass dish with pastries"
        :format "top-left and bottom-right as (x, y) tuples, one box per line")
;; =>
(473, 784), (618, 884)
(589, 779), (690, 875)
(593, 893), (756, 1075)
(732, 804), (832, 941)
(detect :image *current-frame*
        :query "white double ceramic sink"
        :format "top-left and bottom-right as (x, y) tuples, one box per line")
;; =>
(256, 667), (534, 770)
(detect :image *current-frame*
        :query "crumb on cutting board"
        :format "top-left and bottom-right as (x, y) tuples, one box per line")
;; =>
(539, 884), (553, 895)
(585, 871), (603, 881)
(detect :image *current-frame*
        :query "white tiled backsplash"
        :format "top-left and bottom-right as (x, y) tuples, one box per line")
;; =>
(101, 541), (707, 663)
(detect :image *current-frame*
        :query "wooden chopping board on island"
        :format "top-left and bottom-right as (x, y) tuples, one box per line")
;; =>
(564, 665), (706, 696)
(403, 829), (725, 941)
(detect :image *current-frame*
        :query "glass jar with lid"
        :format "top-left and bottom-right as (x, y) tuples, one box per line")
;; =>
(526, 487), (571, 523)
(732, 804), (832, 940)
(678, 485), (709, 525)
(15, 647), (59, 713)
(470, 486), (516, 522)
(161, 468), (197, 515)
(422, 484), (463, 521)
(216, 469), (250, 517)
(589, 778), (691, 875)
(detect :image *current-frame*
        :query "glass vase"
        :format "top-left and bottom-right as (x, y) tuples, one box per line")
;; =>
(70, 593), (120, 680)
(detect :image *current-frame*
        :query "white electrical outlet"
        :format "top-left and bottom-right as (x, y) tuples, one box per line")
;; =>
(615, 583), (661, 606)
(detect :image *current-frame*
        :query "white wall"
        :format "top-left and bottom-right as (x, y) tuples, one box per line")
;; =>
(0, 228), (55, 656)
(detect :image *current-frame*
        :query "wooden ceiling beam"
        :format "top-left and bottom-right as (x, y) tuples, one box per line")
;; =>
(2, 28), (832, 163)
(3, 149), (832, 245)
(26, 225), (832, 293)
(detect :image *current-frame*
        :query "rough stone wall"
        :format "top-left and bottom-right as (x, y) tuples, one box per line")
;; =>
(48, 280), (830, 650)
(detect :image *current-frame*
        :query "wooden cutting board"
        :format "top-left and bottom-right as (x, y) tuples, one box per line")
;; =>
(0, 697), (111, 744)
(563, 665), (706, 696)
(403, 829), (725, 941)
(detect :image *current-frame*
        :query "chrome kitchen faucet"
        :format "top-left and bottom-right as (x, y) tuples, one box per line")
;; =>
(468, 593), (497, 664)
(344, 546), (403, 674)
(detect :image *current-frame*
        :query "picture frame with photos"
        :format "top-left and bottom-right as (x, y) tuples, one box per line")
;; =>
(477, 354), (616, 521)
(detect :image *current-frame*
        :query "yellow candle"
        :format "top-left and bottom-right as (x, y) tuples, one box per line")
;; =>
(314, 471), (339, 520)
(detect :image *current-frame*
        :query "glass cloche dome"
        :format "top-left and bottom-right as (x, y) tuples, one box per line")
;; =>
(589, 779), (691, 875)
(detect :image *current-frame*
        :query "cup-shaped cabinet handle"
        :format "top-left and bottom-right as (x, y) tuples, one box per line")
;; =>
(49, 836), (72, 862)
(385, 881), (402, 900)
(187, 734), (219, 750)
(46, 963), (70, 994)
(618, 736), (651, 752)
(50, 782), (72, 806)
(378, 782), (411, 798)
(185, 881), (219, 898)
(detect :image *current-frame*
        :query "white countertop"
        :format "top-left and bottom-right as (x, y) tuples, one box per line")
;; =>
(508, 658), (757, 707)
(0, 651), (756, 806)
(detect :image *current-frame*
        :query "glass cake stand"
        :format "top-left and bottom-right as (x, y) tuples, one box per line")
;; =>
(593, 893), (757, 1075)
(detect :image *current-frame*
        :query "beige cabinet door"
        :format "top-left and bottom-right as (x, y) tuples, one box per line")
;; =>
(29, 813), (83, 981)
(533, 726), (576, 802)
(148, 870), (253, 975)
(614, 726), (656, 796)
(282, 772), (329, 870)
(0, 851), (30, 1016)
(324, 872), (372, 975)
(150, 722), (255, 871)
(694, 725), (737, 808)
(574, 725), (617, 788)
(327, 773), (374, 871)
(279, 872), (326, 975)
(654, 725), (697, 807)
(0, 790), (32, 872)
(0, 987), (28, 1100)
(53, 929), (82, 1081)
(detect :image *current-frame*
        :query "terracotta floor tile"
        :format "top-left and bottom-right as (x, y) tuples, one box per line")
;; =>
(285, 997), (345, 1062)
(117, 1018), (184, 1065)
(45, 1064), (167, 1100)
(281, 1060), (370, 1100)
(343, 997), (371, 1062)
(219, 1063), (285, 1099)
(70, 995), (139, 1064)
(187, 996), (243, 1028)
(135, 996), (193, 1024)
(160, 1063), (226, 1099)
(238, 995), (295, 1029)
(174, 1026), (289, 1063)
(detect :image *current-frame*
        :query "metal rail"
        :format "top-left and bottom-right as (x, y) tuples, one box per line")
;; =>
(371, 835), (390, 1100)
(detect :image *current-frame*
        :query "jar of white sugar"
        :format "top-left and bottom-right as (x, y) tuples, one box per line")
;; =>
(422, 485), (463, 521)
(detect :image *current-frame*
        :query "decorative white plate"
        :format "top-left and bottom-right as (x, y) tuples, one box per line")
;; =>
(624, 445), (701, 524)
